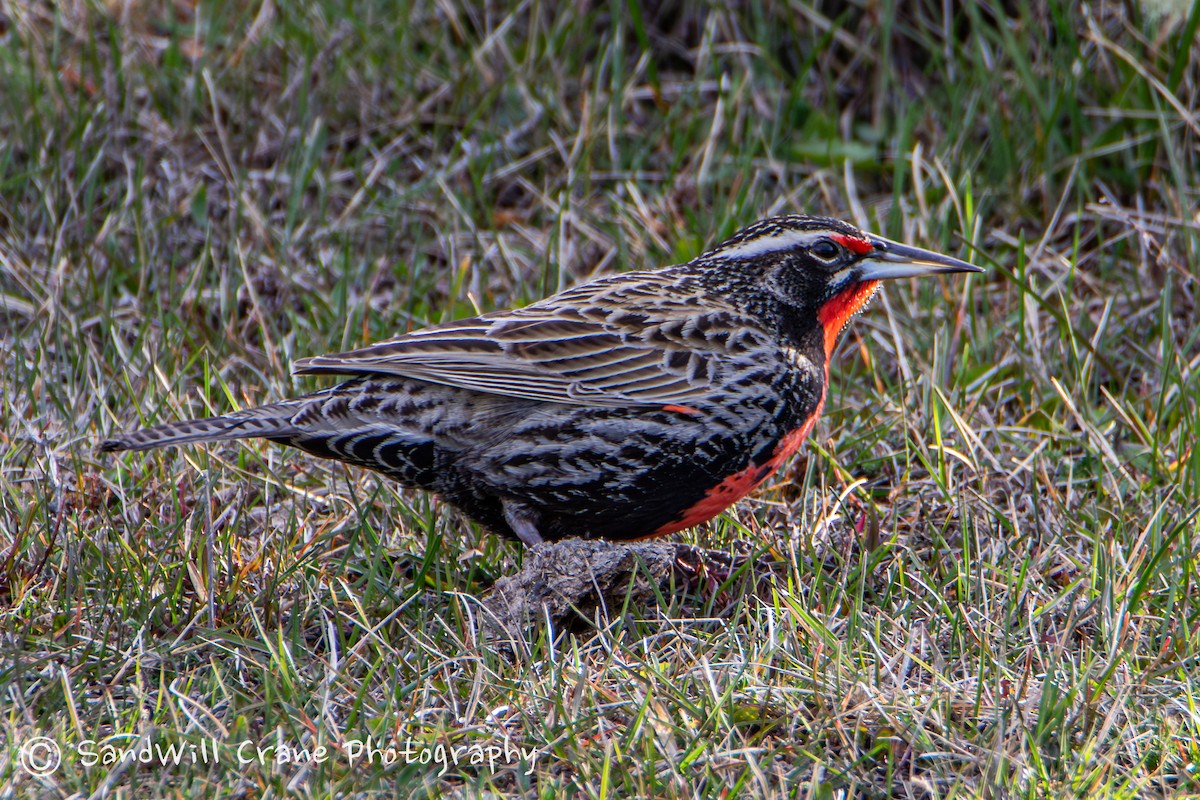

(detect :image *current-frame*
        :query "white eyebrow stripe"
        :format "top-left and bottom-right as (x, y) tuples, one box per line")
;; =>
(708, 229), (829, 261)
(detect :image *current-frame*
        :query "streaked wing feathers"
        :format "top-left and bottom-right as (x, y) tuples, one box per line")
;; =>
(293, 299), (741, 408)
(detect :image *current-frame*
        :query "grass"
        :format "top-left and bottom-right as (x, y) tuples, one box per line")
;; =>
(1, 0), (1198, 796)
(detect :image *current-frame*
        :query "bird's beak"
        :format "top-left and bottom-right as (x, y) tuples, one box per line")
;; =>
(857, 236), (983, 281)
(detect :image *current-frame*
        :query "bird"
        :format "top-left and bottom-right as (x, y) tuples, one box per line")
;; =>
(100, 215), (981, 546)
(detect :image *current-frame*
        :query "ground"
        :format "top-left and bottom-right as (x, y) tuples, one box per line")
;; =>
(1, 1), (1198, 797)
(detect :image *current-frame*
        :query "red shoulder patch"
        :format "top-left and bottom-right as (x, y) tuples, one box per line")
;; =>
(662, 404), (701, 416)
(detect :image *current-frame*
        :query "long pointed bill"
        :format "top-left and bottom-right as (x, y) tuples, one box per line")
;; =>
(857, 236), (983, 280)
(817, 234), (982, 358)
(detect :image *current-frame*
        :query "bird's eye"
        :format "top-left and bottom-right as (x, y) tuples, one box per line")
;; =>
(810, 239), (840, 261)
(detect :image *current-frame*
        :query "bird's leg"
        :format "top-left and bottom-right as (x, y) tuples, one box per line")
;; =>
(502, 499), (545, 547)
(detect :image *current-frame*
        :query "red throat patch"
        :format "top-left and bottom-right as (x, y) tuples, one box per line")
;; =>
(817, 279), (879, 357)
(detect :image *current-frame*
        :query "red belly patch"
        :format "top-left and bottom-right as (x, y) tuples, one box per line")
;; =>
(650, 392), (827, 537)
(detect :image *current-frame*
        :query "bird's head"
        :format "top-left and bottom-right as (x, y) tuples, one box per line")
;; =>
(702, 215), (983, 356)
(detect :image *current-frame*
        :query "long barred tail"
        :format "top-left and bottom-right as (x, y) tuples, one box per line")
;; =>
(98, 406), (299, 453)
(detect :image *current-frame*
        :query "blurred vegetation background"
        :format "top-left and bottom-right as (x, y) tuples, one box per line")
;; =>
(1, 1), (1198, 796)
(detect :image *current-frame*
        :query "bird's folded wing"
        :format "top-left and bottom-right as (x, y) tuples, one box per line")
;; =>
(292, 311), (737, 408)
